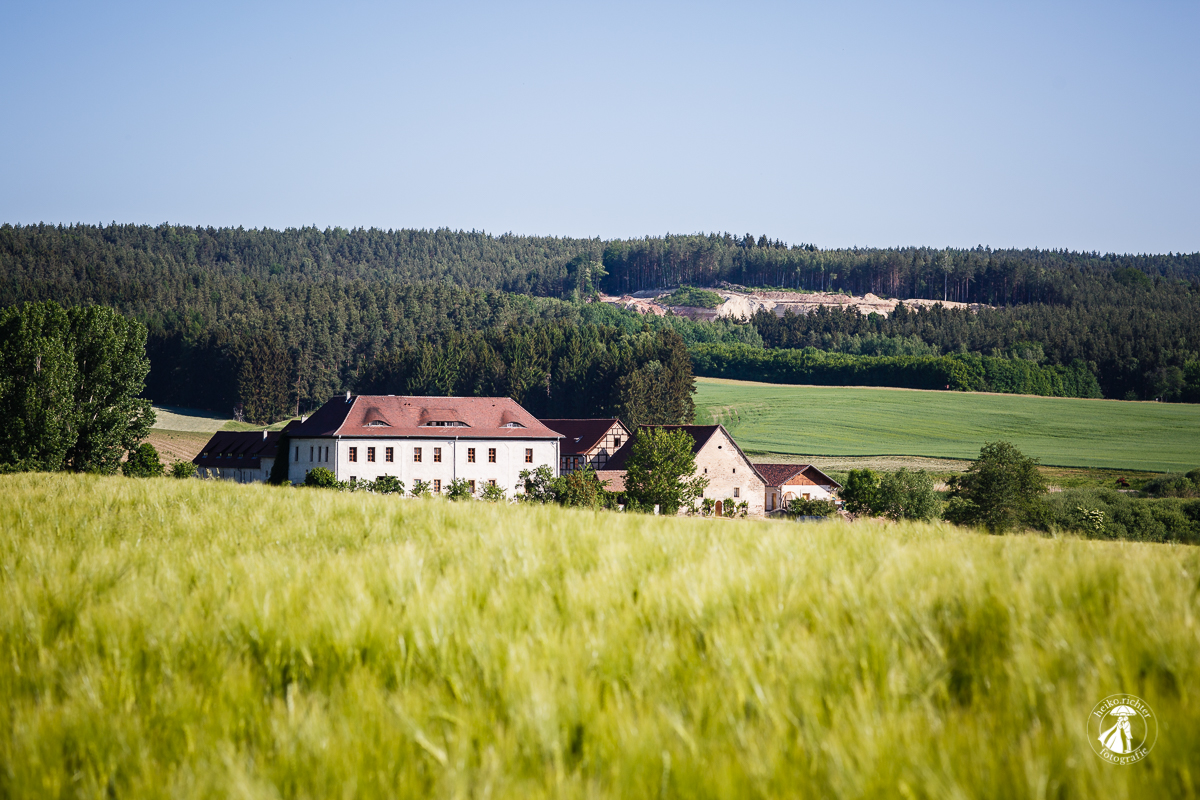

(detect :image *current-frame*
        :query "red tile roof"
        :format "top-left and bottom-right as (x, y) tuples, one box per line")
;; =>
(752, 463), (842, 489)
(603, 425), (723, 471)
(287, 395), (564, 440)
(538, 419), (626, 456)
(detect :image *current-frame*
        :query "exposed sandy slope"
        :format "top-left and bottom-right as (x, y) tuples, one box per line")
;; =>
(600, 287), (984, 320)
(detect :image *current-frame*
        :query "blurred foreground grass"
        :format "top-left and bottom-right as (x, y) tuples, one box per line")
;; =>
(1, 474), (1197, 798)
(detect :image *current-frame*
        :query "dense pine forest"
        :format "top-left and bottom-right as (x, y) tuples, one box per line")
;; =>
(2, 223), (1199, 420)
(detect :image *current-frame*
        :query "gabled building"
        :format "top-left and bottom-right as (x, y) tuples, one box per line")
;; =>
(753, 463), (842, 513)
(194, 429), (287, 483)
(283, 394), (563, 494)
(604, 424), (768, 516)
(539, 418), (631, 474)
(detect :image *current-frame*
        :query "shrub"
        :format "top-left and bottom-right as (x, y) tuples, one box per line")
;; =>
(1043, 487), (1200, 544)
(479, 482), (507, 502)
(368, 475), (405, 495)
(517, 465), (558, 504)
(876, 468), (941, 522)
(304, 467), (340, 489)
(1141, 472), (1200, 498)
(410, 479), (431, 498)
(662, 286), (724, 309)
(946, 441), (1047, 532)
(785, 497), (839, 518)
(841, 469), (879, 514)
(121, 443), (164, 478)
(700, 498), (716, 517)
(446, 478), (473, 501)
(556, 467), (616, 509)
(169, 460), (196, 479)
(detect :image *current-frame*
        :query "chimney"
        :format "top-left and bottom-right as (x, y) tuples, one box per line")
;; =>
(262, 430), (268, 440)
(345, 390), (351, 401)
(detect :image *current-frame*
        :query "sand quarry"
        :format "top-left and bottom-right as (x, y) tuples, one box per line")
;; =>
(600, 286), (984, 320)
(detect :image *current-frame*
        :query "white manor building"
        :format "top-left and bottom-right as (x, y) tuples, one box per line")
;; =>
(283, 394), (562, 494)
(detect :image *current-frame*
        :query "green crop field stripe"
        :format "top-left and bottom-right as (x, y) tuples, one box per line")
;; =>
(695, 377), (1200, 472)
(0, 474), (1197, 798)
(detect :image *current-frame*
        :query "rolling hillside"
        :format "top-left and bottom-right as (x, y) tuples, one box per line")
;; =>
(695, 377), (1200, 472)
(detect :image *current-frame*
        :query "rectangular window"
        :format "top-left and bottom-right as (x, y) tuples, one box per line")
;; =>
(469, 480), (476, 493)
(350, 476), (357, 485)
(525, 448), (533, 463)
(385, 447), (394, 463)
(734, 487), (740, 498)
(433, 479), (441, 493)
(349, 447), (358, 463)
(433, 447), (442, 463)
(414, 448), (422, 463)
(367, 447), (376, 463)
(488, 479), (496, 487)
(614, 437), (622, 449)
(488, 448), (496, 463)
(468, 448), (475, 463)
(310, 446), (314, 461)
(295, 446), (299, 461)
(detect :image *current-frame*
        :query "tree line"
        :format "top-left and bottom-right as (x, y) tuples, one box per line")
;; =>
(357, 321), (696, 428)
(690, 344), (1102, 398)
(3, 223), (1199, 410)
(751, 298), (1200, 401)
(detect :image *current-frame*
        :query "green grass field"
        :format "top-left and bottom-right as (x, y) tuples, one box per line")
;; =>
(696, 377), (1200, 472)
(2, 474), (1197, 798)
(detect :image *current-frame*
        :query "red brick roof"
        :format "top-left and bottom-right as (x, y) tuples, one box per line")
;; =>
(287, 395), (564, 440)
(538, 419), (626, 455)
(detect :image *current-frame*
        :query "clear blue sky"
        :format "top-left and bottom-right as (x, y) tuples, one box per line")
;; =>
(2, 1), (1197, 253)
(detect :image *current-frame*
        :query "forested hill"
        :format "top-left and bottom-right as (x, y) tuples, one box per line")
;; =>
(3, 223), (1199, 418)
(4, 223), (1199, 305)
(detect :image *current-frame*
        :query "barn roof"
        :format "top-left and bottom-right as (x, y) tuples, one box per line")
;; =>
(193, 430), (283, 468)
(538, 419), (626, 456)
(286, 395), (563, 440)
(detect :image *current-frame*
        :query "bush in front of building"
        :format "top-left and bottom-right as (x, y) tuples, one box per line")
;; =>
(446, 478), (473, 501)
(479, 482), (507, 502)
(367, 475), (405, 495)
(784, 497), (839, 518)
(304, 467), (341, 489)
(170, 460), (196, 479)
(121, 444), (164, 478)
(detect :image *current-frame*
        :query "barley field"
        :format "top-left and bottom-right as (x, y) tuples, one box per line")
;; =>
(695, 377), (1200, 471)
(2, 474), (1197, 798)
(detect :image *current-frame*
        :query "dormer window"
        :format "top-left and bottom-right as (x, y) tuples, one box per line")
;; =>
(421, 420), (468, 427)
(502, 422), (526, 428)
(364, 420), (391, 427)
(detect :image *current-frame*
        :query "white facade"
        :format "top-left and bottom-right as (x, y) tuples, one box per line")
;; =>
(287, 436), (558, 495)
